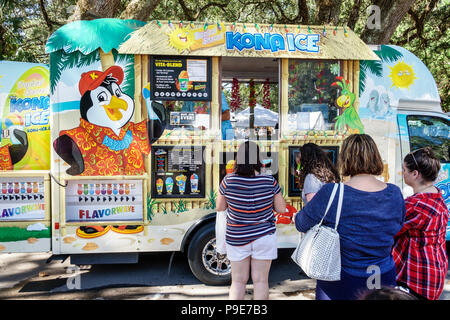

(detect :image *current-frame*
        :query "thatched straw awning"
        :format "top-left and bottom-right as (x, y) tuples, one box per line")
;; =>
(118, 21), (379, 61)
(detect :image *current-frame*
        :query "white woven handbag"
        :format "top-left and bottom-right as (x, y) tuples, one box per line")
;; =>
(215, 210), (227, 255)
(291, 183), (344, 281)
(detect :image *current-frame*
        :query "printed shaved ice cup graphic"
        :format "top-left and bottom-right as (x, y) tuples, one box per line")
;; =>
(190, 174), (199, 193)
(178, 70), (189, 92)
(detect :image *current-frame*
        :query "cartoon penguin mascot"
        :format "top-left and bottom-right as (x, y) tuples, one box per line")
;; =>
(53, 65), (166, 237)
(54, 65), (166, 176)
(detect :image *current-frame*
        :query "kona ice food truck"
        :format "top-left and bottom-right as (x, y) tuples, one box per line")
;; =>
(0, 18), (448, 285)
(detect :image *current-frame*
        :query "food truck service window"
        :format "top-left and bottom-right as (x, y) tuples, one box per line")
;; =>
(287, 60), (340, 132)
(221, 57), (279, 141)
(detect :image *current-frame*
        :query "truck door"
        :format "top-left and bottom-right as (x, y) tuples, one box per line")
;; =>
(397, 113), (450, 238)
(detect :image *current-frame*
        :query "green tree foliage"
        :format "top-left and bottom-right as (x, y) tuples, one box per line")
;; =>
(390, 0), (449, 112)
(0, 0), (75, 61)
(0, 0), (448, 111)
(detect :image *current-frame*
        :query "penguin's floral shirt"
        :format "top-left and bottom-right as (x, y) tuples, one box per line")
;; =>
(60, 119), (150, 176)
(0, 145), (13, 170)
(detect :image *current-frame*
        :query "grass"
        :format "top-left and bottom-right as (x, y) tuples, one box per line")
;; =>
(0, 226), (51, 242)
(146, 195), (161, 221)
(204, 190), (217, 210)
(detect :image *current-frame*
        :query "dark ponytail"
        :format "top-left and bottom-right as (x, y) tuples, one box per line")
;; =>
(234, 141), (262, 177)
(404, 147), (441, 182)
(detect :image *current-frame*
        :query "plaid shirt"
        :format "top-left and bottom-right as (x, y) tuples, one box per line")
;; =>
(392, 190), (449, 300)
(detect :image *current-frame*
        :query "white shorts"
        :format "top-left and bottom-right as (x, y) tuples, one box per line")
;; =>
(225, 233), (278, 262)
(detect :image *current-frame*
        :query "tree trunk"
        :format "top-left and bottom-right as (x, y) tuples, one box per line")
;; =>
(315, 0), (343, 25)
(360, 0), (416, 44)
(120, 0), (163, 21)
(68, 0), (121, 22)
(347, 0), (362, 30)
(297, 0), (309, 24)
(99, 49), (115, 71)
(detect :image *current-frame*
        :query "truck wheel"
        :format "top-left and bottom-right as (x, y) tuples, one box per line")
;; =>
(187, 223), (231, 285)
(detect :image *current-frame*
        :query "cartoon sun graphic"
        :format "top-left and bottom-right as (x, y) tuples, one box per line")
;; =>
(167, 26), (195, 53)
(388, 61), (418, 90)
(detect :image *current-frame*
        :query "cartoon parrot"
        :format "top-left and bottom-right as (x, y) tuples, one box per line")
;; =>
(332, 76), (364, 134)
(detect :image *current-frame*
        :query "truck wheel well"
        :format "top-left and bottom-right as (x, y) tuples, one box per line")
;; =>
(180, 212), (216, 253)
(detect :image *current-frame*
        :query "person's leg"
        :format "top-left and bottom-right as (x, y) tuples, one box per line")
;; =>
(249, 233), (277, 300)
(229, 256), (251, 300)
(251, 259), (272, 300)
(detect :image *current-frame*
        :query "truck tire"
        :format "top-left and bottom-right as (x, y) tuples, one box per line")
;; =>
(187, 223), (231, 285)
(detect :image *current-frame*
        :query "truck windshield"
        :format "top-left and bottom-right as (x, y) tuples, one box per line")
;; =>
(407, 115), (450, 163)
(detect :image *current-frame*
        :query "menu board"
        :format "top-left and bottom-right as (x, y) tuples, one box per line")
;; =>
(152, 146), (205, 198)
(65, 180), (143, 223)
(0, 177), (46, 221)
(288, 146), (339, 197)
(150, 56), (212, 101)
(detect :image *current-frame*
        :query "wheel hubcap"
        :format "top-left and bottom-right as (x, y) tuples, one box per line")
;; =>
(202, 238), (231, 276)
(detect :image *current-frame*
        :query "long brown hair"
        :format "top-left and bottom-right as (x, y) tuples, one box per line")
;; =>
(298, 143), (340, 189)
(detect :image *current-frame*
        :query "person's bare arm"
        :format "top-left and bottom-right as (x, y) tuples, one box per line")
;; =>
(305, 192), (316, 203)
(216, 193), (228, 211)
(273, 192), (286, 213)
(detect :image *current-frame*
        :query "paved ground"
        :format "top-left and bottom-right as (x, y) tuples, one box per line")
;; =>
(0, 249), (315, 300)
(1, 248), (450, 300)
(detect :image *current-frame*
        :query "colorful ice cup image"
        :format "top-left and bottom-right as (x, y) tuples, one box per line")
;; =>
(165, 177), (174, 194)
(178, 70), (189, 92)
(156, 178), (164, 194)
(190, 173), (199, 193)
(176, 174), (187, 194)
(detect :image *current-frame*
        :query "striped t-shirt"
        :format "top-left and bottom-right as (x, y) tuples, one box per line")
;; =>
(219, 173), (281, 246)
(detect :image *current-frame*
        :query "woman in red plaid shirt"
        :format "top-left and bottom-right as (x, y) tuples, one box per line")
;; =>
(393, 147), (449, 300)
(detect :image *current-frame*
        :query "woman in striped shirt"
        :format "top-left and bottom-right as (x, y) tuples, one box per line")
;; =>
(217, 141), (286, 300)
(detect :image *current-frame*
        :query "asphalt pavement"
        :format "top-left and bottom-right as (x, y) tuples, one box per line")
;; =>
(0, 249), (315, 300)
(1, 248), (450, 300)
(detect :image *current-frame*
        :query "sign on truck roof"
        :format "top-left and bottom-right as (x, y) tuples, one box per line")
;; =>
(118, 20), (379, 61)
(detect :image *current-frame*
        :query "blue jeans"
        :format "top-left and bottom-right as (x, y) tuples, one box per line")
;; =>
(315, 267), (397, 300)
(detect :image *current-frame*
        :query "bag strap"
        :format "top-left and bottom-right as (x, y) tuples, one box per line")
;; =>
(318, 183), (339, 226)
(334, 182), (345, 230)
